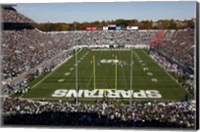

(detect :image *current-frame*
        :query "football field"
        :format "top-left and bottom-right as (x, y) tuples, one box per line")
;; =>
(18, 48), (191, 102)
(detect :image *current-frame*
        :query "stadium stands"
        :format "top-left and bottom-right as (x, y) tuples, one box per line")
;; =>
(2, 29), (63, 79)
(48, 30), (157, 46)
(2, 29), (194, 81)
(1, 6), (196, 128)
(154, 29), (194, 69)
(2, 97), (195, 128)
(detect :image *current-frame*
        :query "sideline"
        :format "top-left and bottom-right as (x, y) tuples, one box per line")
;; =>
(19, 50), (82, 98)
(141, 50), (191, 95)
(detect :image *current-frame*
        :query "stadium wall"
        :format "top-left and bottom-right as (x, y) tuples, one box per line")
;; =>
(125, 44), (149, 49)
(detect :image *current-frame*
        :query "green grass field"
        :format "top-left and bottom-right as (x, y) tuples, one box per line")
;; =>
(15, 48), (192, 102)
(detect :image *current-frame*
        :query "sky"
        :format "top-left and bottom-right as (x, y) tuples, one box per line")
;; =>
(15, 2), (196, 23)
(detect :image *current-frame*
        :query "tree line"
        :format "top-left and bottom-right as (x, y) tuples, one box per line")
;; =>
(32, 18), (195, 31)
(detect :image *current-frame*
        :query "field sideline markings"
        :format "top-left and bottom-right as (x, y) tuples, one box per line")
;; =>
(141, 50), (191, 94)
(20, 49), (83, 98)
(19, 69), (56, 98)
(141, 50), (179, 83)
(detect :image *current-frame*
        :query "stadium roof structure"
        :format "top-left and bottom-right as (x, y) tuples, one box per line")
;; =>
(1, 4), (17, 11)
(1, 4), (16, 6)
(1, 4), (16, 7)
(1, 4), (35, 24)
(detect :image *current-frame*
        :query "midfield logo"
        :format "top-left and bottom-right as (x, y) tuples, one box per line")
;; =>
(100, 59), (119, 64)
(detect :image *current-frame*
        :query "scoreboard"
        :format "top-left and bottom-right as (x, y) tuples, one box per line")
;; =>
(103, 25), (122, 30)
(86, 25), (139, 31)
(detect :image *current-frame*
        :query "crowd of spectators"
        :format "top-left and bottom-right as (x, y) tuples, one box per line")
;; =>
(2, 97), (195, 128)
(2, 28), (157, 81)
(151, 50), (178, 73)
(150, 51), (194, 96)
(49, 30), (156, 47)
(2, 48), (74, 95)
(2, 29), (194, 79)
(154, 29), (194, 69)
(2, 29), (70, 79)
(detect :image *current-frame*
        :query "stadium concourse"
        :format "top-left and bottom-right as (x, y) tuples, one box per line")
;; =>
(1, 6), (195, 128)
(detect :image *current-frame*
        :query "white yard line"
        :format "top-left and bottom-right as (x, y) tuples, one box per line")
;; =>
(86, 73), (94, 89)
